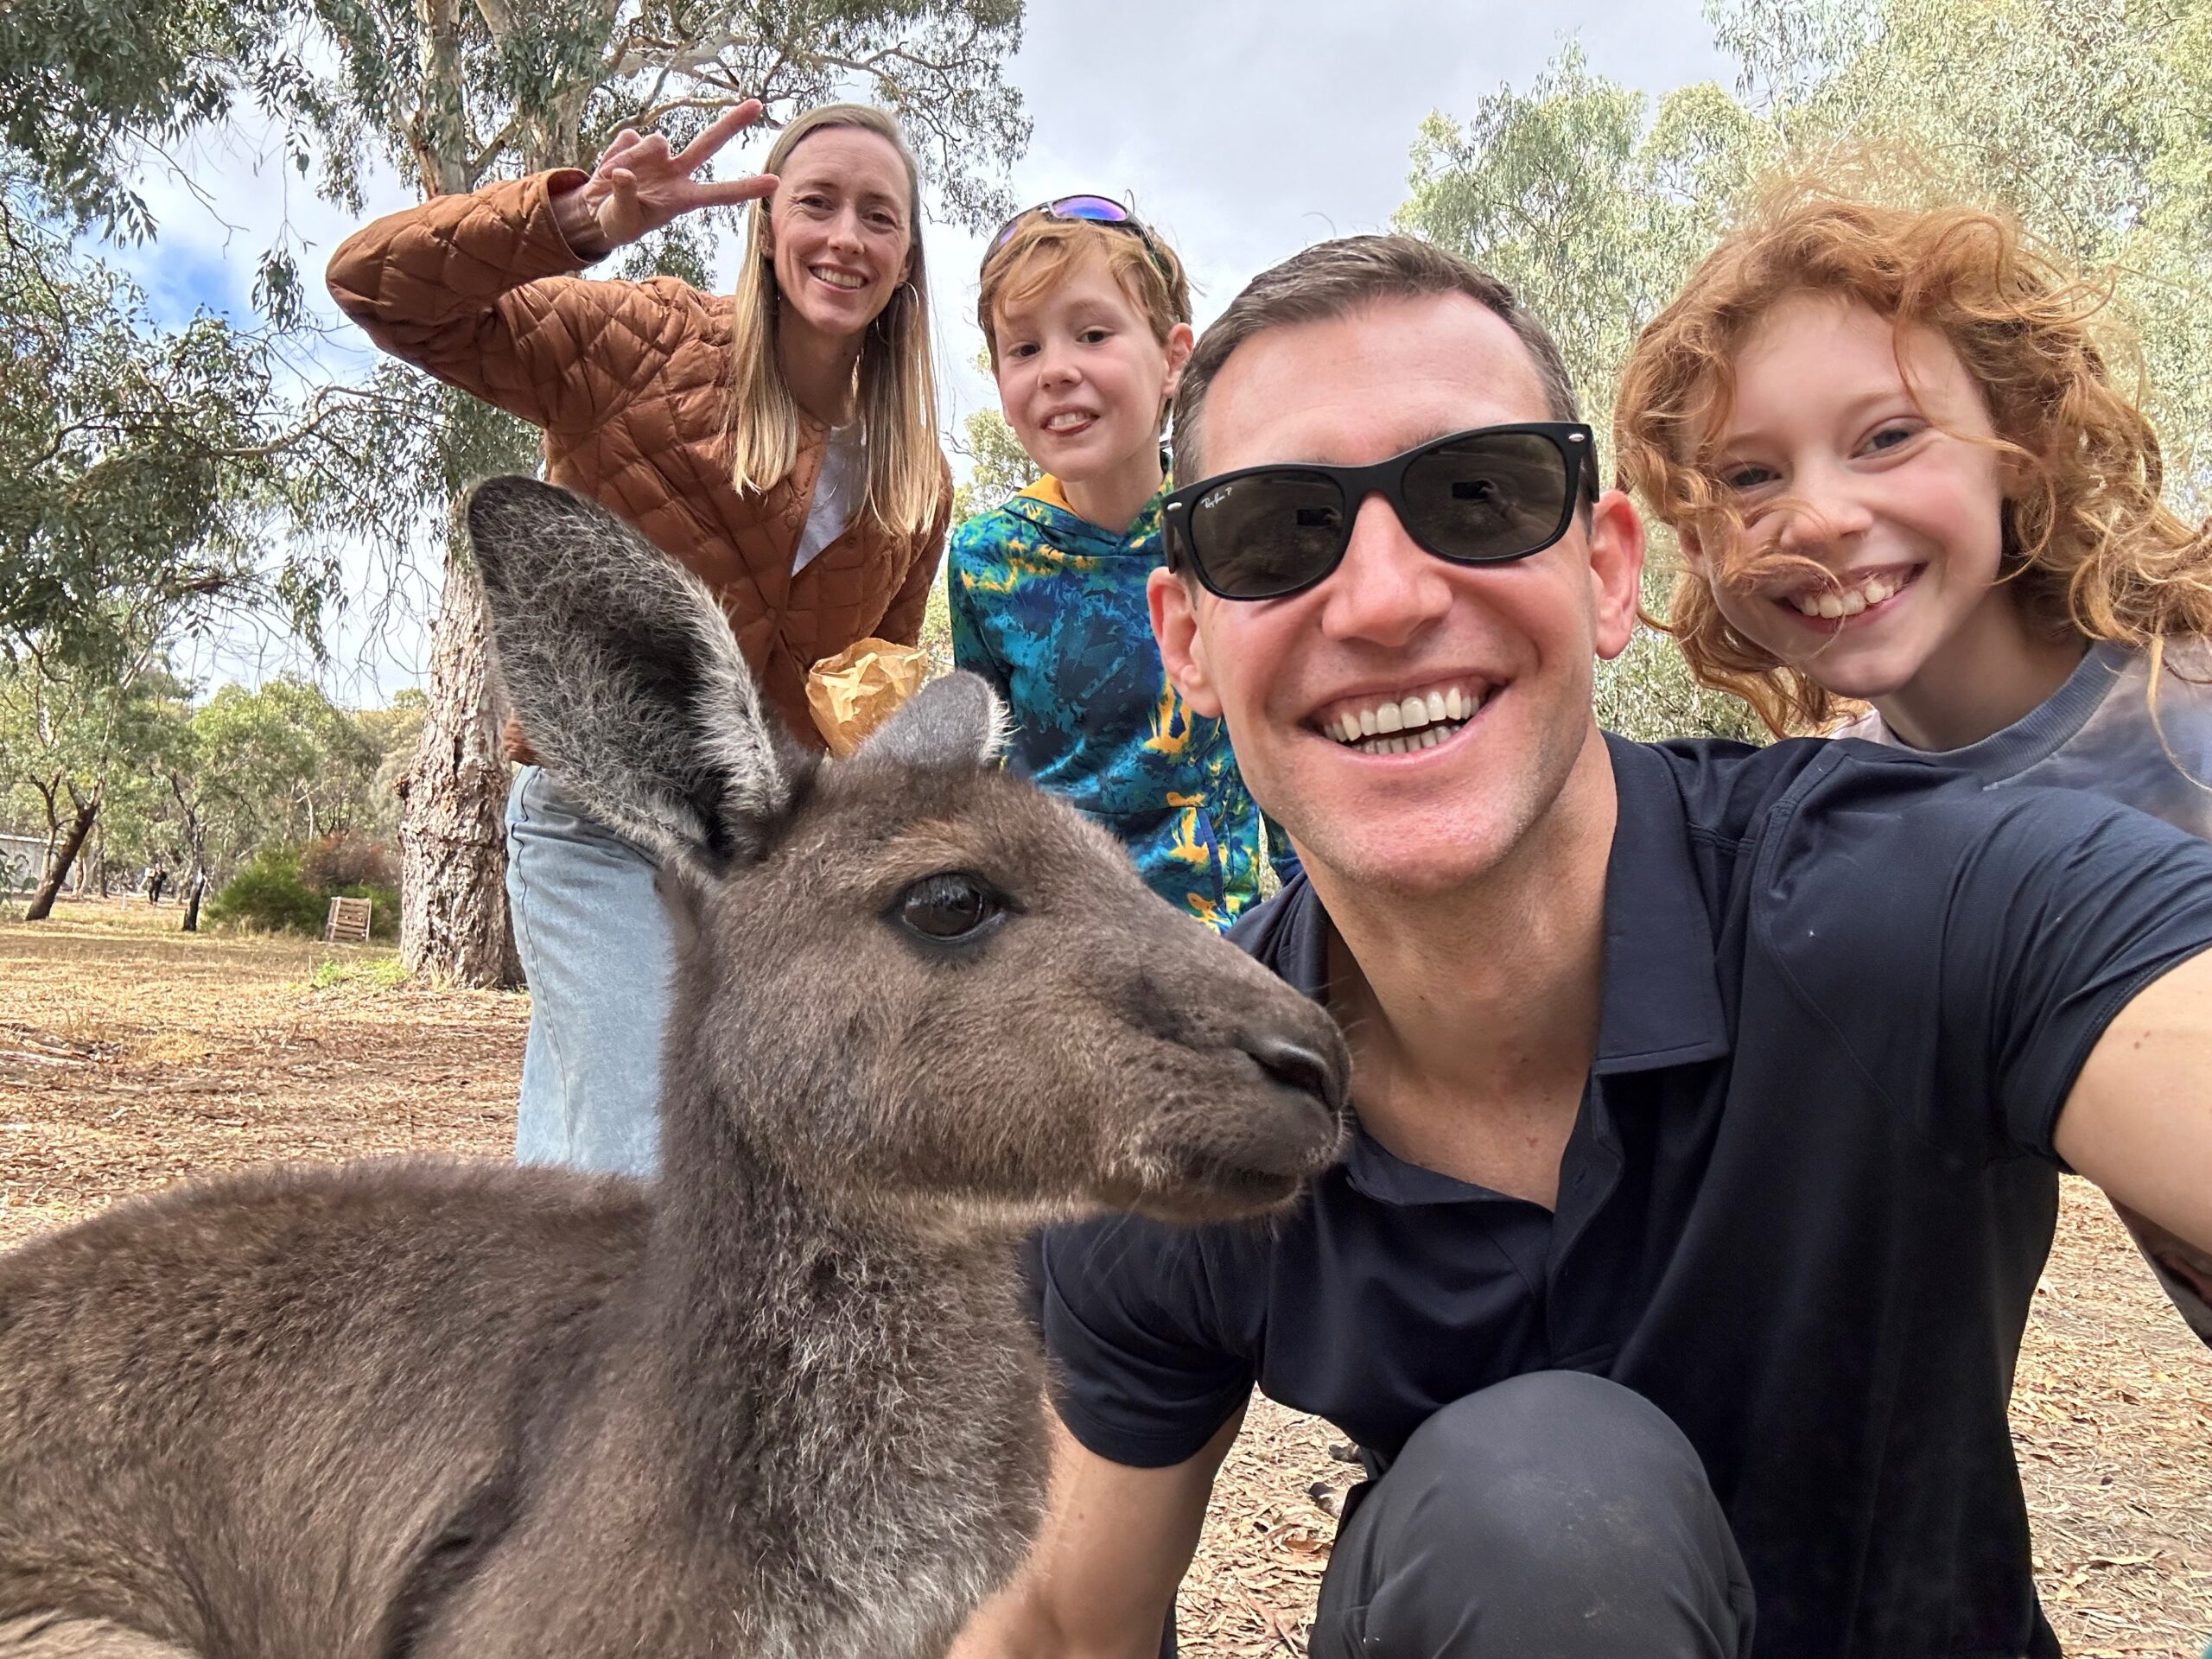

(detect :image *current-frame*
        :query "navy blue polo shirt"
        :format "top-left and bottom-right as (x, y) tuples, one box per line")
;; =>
(1037, 734), (2212, 1659)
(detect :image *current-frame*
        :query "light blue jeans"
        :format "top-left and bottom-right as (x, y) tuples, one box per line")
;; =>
(504, 765), (677, 1176)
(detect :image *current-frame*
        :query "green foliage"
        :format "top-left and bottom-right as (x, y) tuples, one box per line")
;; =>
(179, 677), (385, 878)
(308, 954), (410, 990)
(0, 162), (485, 671)
(206, 843), (397, 938)
(941, 381), (1039, 677)
(0, 644), (188, 850)
(950, 404), (1040, 524)
(204, 842), (325, 933)
(0, 184), (335, 665)
(1402, 48), (1777, 446)
(3, 0), (1032, 241)
(0, 0), (309, 238)
(916, 573), (956, 677)
(354, 686), (425, 840)
(1395, 1), (2212, 740)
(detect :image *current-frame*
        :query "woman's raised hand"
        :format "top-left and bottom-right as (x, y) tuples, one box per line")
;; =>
(552, 100), (779, 259)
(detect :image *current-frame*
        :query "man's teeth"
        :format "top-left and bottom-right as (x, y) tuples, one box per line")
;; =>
(811, 266), (866, 289)
(1326, 685), (1484, 752)
(1791, 573), (1901, 618)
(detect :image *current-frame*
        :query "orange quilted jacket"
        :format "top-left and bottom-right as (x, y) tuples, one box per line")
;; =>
(327, 170), (952, 753)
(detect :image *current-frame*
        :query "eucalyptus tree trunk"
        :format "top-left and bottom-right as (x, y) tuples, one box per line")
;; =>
(24, 788), (99, 921)
(400, 547), (520, 986)
(392, 0), (527, 986)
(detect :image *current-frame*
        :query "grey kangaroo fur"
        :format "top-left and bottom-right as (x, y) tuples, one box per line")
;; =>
(0, 478), (1349, 1659)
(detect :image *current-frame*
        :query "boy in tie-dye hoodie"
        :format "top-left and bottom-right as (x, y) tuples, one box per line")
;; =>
(950, 200), (1294, 930)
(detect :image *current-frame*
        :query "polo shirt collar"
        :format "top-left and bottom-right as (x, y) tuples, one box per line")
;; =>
(1254, 734), (1732, 1077)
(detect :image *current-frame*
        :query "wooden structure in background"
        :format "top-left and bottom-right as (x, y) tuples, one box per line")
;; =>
(325, 896), (374, 944)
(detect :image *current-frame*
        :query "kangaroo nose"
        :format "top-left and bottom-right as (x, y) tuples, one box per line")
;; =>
(1243, 1031), (1348, 1115)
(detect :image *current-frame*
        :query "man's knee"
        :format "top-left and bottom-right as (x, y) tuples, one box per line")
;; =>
(1410, 1371), (1703, 1517)
(1319, 1373), (1752, 1657)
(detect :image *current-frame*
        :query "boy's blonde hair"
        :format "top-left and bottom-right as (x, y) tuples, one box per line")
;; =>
(1616, 173), (2212, 735)
(725, 103), (941, 538)
(976, 213), (1192, 370)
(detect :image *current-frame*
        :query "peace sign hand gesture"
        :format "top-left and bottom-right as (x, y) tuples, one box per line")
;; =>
(552, 100), (779, 260)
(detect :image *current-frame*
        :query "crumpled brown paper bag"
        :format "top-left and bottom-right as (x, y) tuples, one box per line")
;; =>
(806, 638), (931, 757)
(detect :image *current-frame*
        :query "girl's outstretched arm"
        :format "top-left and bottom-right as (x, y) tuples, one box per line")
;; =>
(2060, 950), (2212, 1257)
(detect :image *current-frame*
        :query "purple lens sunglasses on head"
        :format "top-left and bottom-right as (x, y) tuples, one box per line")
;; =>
(988, 194), (1172, 278)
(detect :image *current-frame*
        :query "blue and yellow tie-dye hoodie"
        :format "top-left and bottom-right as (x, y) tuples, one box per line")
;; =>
(948, 476), (1296, 931)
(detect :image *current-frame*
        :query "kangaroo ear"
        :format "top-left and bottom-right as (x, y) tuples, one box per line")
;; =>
(467, 476), (792, 874)
(858, 671), (1009, 771)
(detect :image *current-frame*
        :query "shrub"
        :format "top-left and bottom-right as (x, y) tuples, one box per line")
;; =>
(300, 833), (397, 893)
(206, 848), (325, 936)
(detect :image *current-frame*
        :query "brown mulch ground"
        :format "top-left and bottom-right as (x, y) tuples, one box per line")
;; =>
(3, 898), (2209, 1656)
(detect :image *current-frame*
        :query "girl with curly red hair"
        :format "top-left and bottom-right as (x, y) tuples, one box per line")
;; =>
(1617, 177), (2212, 1339)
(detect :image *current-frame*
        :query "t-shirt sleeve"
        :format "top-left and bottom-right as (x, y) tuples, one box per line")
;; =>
(1034, 1213), (1256, 1469)
(1940, 785), (2212, 1158)
(1764, 754), (2212, 1162)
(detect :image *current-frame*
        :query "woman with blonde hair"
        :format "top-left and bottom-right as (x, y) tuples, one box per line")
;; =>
(330, 99), (952, 1175)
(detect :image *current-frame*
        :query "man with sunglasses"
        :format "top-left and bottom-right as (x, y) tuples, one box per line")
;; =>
(950, 235), (2212, 1659)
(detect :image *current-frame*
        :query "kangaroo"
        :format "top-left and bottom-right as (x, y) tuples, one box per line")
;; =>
(0, 476), (1348, 1659)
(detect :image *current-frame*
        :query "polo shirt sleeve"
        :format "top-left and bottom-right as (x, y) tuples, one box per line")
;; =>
(1906, 781), (2212, 1159)
(1034, 1213), (1256, 1469)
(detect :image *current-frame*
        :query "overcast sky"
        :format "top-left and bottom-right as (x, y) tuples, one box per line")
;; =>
(110, 0), (1735, 698)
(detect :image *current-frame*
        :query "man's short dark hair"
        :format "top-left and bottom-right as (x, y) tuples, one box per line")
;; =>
(1170, 234), (1581, 480)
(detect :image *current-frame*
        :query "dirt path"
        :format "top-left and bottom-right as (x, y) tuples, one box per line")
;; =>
(3, 899), (2208, 1656)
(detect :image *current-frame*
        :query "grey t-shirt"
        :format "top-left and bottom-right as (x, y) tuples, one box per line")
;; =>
(1836, 639), (2212, 836)
(1840, 638), (2212, 1341)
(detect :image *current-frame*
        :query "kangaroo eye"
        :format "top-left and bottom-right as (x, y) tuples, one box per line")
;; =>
(894, 874), (1004, 942)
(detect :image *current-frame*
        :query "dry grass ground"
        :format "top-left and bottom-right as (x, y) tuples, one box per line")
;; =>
(3, 897), (2208, 1656)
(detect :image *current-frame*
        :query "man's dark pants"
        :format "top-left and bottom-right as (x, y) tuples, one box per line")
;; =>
(1166, 1371), (1756, 1658)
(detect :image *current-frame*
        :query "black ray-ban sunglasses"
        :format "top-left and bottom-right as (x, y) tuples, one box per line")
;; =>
(1164, 423), (1597, 601)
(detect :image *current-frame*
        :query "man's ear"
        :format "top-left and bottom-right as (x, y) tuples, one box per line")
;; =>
(1147, 564), (1222, 717)
(1160, 321), (1197, 397)
(1586, 489), (1648, 663)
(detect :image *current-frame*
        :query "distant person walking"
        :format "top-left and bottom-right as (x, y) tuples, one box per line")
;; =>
(329, 100), (952, 1176)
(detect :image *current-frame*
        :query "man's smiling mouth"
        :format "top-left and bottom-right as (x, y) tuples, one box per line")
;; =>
(1314, 681), (1492, 756)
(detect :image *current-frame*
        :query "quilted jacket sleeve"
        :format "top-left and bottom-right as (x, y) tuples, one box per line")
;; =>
(326, 171), (652, 435)
(876, 465), (956, 646)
